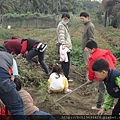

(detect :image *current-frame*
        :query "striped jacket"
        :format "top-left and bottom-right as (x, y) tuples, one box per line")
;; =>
(57, 21), (72, 50)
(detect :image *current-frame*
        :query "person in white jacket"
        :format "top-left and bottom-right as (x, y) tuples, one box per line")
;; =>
(48, 64), (72, 94)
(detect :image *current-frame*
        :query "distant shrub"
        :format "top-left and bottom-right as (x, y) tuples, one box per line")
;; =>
(0, 30), (14, 39)
(3, 12), (53, 19)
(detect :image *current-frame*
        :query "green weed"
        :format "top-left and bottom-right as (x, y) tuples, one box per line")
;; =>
(71, 38), (85, 69)
(38, 81), (48, 101)
(106, 32), (120, 37)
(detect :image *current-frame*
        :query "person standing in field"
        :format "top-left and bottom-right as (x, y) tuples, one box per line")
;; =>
(80, 12), (95, 82)
(86, 40), (116, 110)
(56, 13), (73, 82)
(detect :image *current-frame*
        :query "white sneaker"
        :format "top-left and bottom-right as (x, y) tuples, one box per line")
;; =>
(68, 79), (73, 82)
(64, 89), (72, 94)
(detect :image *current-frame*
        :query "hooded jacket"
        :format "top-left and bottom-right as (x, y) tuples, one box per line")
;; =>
(88, 48), (116, 81)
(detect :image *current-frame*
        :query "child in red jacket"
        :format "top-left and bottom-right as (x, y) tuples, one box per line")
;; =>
(85, 40), (116, 110)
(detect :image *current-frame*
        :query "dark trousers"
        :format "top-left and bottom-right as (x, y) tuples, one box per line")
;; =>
(111, 98), (120, 120)
(0, 78), (26, 120)
(26, 49), (49, 74)
(61, 52), (70, 80)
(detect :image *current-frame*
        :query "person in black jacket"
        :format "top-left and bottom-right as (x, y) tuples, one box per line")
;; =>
(92, 58), (120, 120)
(19, 38), (49, 75)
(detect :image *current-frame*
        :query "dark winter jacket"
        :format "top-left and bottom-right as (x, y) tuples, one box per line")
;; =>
(104, 69), (120, 98)
(102, 69), (120, 110)
(21, 39), (39, 54)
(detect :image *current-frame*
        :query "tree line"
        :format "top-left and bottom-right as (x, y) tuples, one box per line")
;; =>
(0, 0), (120, 28)
(0, 0), (99, 15)
(97, 0), (120, 28)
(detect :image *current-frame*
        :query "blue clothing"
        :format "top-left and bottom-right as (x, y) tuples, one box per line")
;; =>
(0, 51), (13, 72)
(104, 69), (120, 98)
(0, 51), (26, 120)
(103, 69), (120, 118)
(0, 78), (26, 120)
(0, 67), (11, 78)
(30, 110), (56, 120)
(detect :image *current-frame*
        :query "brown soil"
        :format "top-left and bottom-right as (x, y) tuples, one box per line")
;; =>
(24, 65), (113, 117)
(19, 25), (119, 118)
(2, 25), (119, 119)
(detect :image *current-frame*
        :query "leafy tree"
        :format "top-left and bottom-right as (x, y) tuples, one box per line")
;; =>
(97, 0), (120, 28)
(110, 2), (120, 28)
(0, 0), (100, 16)
(0, 0), (13, 14)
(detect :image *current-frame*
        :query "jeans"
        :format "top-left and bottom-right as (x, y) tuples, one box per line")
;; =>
(0, 78), (26, 120)
(27, 110), (56, 120)
(61, 52), (70, 80)
(96, 81), (105, 108)
(26, 49), (49, 74)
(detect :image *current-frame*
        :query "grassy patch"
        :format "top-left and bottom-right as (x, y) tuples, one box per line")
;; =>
(71, 37), (84, 69)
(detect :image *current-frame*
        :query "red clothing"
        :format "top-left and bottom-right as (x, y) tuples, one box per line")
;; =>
(88, 48), (116, 81)
(21, 40), (37, 54)
(4, 38), (21, 55)
(0, 107), (12, 120)
(21, 40), (27, 54)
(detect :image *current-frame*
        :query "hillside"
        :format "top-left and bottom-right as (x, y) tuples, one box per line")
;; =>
(0, 24), (120, 119)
